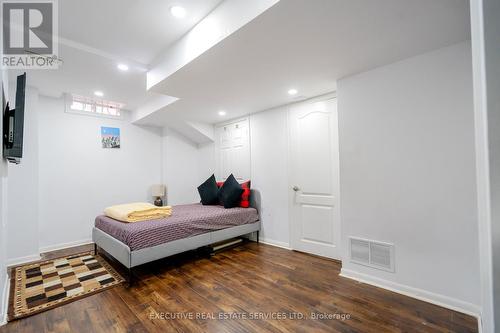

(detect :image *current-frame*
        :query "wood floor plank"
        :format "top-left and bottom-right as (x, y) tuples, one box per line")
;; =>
(0, 242), (478, 333)
(210, 250), (405, 332)
(142, 268), (273, 333)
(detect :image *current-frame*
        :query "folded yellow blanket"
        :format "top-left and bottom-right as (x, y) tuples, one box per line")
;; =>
(104, 202), (172, 223)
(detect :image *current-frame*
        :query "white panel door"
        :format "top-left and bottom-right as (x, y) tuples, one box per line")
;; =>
(215, 119), (250, 181)
(289, 98), (340, 259)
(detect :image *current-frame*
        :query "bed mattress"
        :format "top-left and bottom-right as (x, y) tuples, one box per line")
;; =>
(95, 203), (259, 251)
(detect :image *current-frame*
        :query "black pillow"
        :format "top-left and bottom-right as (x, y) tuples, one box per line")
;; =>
(197, 174), (219, 205)
(218, 174), (244, 208)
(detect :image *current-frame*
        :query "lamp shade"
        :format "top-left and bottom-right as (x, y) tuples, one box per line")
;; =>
(151, 184), (166, 197)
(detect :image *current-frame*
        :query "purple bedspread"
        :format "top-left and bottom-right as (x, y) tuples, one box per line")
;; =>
(95, 203), (259, 251)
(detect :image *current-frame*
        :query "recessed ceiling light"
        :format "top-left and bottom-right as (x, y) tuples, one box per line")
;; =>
(117, 63), (129, 71)
(218, 110), (226, 116)
(94, 91), (104, 97)
(170, 6), (186, 18)
(288, 88), (298, 96)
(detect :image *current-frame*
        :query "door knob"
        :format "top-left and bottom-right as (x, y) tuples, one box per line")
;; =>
(292, 186), (300, 192)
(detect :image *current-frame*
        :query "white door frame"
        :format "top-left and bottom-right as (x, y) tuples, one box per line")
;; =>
(287, 91), (341, 259)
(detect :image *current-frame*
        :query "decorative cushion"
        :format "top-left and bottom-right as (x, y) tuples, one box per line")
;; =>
(239, 181), (251, 208)
(218, 174), (244, 208)
(217, 179), (251, 208)
(197, 174), (219, 205)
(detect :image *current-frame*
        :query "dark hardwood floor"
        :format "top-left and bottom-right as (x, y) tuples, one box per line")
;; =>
(1, 242), (478, 333)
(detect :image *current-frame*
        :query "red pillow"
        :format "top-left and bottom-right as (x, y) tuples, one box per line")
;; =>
(217, 180), (251, 208)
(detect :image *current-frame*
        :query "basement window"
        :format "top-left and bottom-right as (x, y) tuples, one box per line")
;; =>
(66, 94), (125, 119)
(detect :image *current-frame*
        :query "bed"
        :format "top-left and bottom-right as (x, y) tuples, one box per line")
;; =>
(92, 192), (260, 278)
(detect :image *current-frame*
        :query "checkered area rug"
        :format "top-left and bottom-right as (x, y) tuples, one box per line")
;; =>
(10, 252), (124, 320)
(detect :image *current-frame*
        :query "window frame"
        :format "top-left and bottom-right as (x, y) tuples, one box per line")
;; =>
(64, 93), (127, 120)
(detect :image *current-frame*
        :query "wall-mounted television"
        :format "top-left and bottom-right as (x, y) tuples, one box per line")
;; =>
(3, 73), (26, 164)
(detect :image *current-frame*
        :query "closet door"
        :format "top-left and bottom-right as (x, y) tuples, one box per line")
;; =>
(216, 118), (250, 181)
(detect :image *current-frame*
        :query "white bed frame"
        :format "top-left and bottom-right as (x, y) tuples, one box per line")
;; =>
(92, 190), (262, 281)
(92, 222), (260, 268)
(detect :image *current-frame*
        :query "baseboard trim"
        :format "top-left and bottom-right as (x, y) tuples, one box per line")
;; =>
(340, 268), (481, 321)
(6, 254), (41, 267)
(259, 238), (291, 250)
(0, 274), (9, 326)
(39, 239), (93, 254)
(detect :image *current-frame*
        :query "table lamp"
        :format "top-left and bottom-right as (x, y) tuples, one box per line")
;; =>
(151, 184), (166, 207)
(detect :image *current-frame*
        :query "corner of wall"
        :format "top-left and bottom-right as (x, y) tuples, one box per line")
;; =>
(5, 86), (40, 262)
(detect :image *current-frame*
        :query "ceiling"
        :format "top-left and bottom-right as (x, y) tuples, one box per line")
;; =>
(9, 0), (222, 110)
(138, 0), (471, 125)
(9, 0), (471, 136)
(58, 0), (223, 65)
(11, 44), (150, 110)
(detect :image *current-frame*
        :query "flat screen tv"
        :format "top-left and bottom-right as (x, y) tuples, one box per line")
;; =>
(3, 73), (26, 164)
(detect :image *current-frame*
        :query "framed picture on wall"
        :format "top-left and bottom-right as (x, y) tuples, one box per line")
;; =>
(101, 127), (120, 148)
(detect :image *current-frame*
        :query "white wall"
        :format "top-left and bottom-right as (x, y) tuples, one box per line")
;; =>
(197, 142), (216, 184)
(6, 87), (40, 263)
(4, 92), (214, 257)
(249, 108), (290, 247)
(161, 128), (215, 205)
(338, 42), (481, 313)
(37, 95), (162, 251)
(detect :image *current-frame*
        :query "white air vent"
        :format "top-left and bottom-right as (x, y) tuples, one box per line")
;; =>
(349, 237), (395, 272)
(350, 238), (370, 264)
